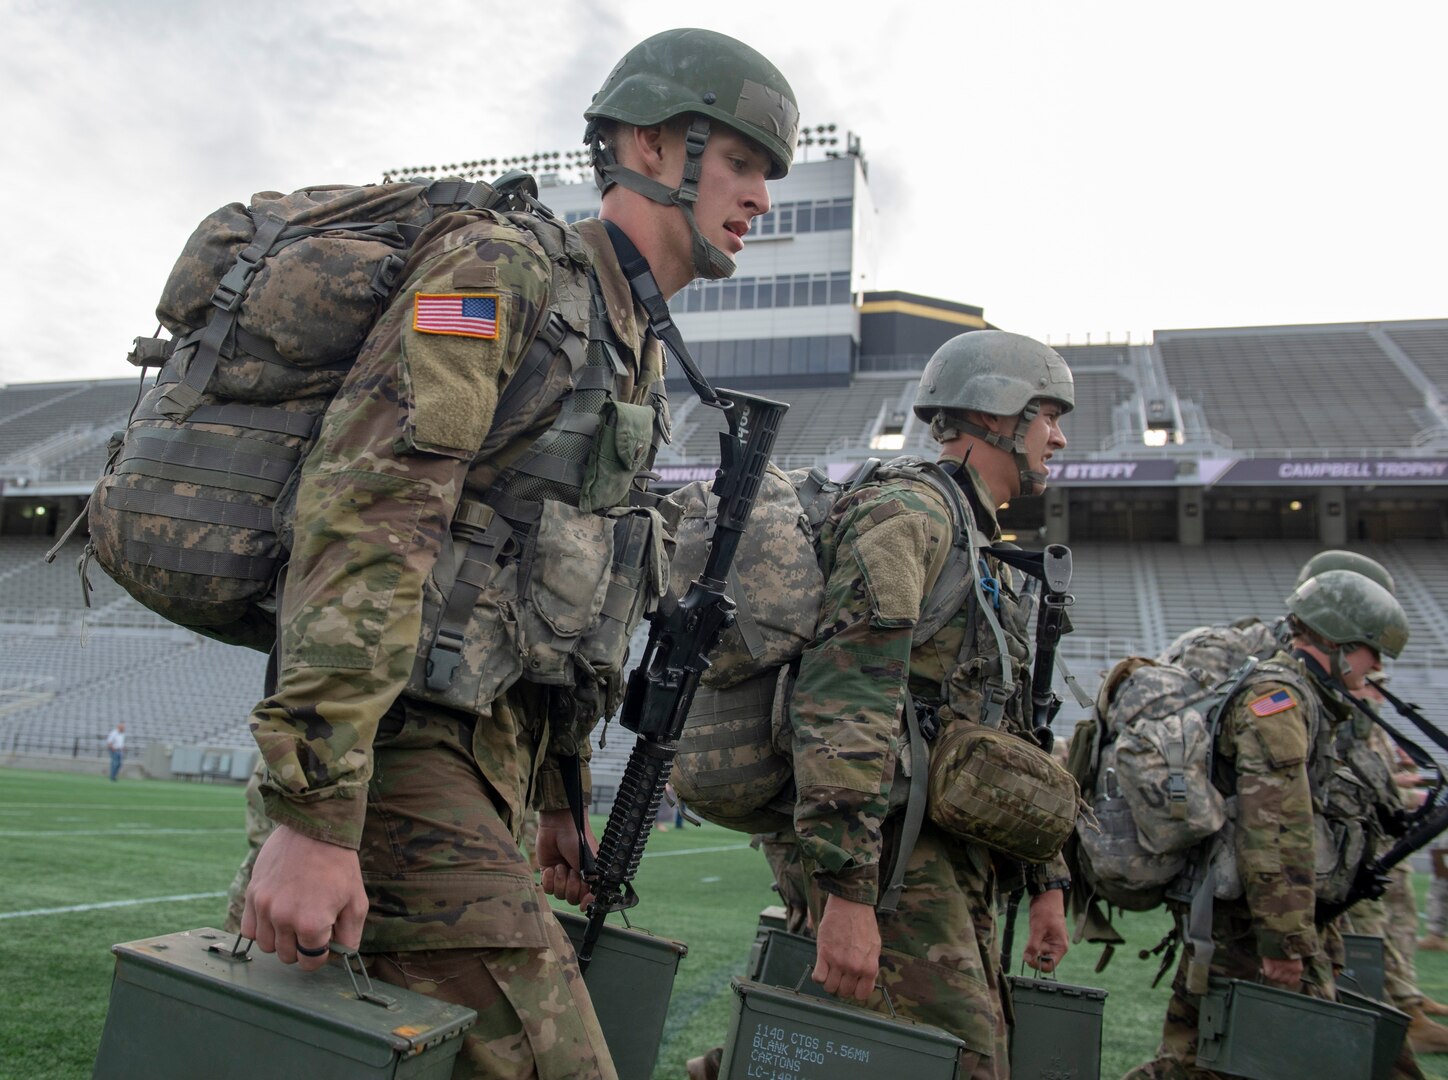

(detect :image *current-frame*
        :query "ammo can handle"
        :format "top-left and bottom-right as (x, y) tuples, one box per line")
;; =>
(329, 942), (399, 1009)
(794, 965), (900, 1018)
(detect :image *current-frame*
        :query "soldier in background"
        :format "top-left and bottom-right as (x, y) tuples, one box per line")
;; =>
(238, 29), (798, 1080)
(789, 331), (1075, 1078)
(1125, 570), (1412, 1079)
(1421, 846), (1448, 951)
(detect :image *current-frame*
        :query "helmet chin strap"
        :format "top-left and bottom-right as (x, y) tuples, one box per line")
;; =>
(587, 117), (736, 281)
(934, 400), (1043, 491)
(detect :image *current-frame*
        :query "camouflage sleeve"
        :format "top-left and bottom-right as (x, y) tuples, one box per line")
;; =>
(1226, 681), (1319, 960)
(790, 484), (950, 906)
(250, 216), (553, 849)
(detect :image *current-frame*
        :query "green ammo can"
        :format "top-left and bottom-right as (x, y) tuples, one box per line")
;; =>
(92, 928), (475, 1080)
(747, 925), (831, 1000)
(1007, 973), (1107, 1080)
(719, 977), (965, 1080)
(1340, 932), (1387, 1002)
(555, 910), (688, 1080)
(1336, 987), (1410, 1080)
(1195, 977), (1378, 1080)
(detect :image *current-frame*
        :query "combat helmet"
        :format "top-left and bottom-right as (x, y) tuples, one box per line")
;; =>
(584, 28), (799, 280)
(1286, 569), (1410, 675)
(912, 330), (1075, 491)
(1295, 549), (1396, 595)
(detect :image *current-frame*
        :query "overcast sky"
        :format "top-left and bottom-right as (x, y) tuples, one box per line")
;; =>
(3, 0), (1444, 385)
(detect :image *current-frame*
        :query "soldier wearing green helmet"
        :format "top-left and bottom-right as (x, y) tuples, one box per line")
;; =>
(1127, 567), (1421, 1079)
(585, 27), (798, 283)
(913, 330), (1076, 497)
(1295, 548), (1397, 595)
(784, 330), (1075, 1078)
(239, 29), (796, 1080)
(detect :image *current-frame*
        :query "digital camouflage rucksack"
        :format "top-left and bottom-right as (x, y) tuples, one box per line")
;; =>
(1069, 622), (1282, 911)
(62, 173), (555, 651)
(669, 457), (979, 833)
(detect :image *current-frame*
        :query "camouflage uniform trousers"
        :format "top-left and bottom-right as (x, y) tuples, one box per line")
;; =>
(1424, 851), (1448, 932)
(1122, 906), (1336, 1080)
(358, 702), (614, 1080)
(801, 823), (1011, 1080)
(223, 754), (276, 935)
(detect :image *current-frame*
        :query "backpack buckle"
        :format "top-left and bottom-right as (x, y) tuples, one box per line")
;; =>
(1166, 773), (1188, 803)
(425, 631), (465, 691)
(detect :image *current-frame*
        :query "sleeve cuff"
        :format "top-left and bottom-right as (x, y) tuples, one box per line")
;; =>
(813, 864), (878, 907)
(260, 787), (366, 851)
(1255, 927), (1318, 961)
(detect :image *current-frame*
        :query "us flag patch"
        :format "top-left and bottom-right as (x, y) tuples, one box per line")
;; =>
(413, 293), (499, 339)
(1248, 689), (1296, 717)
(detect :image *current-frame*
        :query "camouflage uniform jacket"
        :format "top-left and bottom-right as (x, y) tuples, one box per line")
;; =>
(1213, 651), (1339, 960)
(789, 455), (1068, 905)
(248, 213), (665, 849)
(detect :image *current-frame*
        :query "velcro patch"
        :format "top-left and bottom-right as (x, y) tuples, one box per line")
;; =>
(1248, 689), (1296, 717)
(413, 293), (499, 339)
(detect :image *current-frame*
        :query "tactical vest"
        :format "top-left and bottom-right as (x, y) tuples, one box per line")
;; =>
(405, 264), (672, 721)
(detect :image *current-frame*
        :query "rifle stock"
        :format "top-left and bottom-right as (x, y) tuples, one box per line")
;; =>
(578, 389), (786, 968)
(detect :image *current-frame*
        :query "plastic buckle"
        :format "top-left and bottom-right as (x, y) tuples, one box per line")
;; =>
(210, 255), (261, 313)
(1166, 773), (1188, 802)
(425, 633), (464, 691)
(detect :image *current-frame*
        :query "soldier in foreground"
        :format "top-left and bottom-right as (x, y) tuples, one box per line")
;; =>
(789, 331), (1076, 1077)
(239, 29), (798, 1079)
(1124, 569), (1412, 1079)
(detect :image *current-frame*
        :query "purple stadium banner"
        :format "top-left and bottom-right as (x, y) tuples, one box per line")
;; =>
(1210, 456), (1448, 486)
(1046, 460), (1179, 484)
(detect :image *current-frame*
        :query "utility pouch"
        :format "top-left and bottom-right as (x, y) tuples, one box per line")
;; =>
(578, 401), (654, 513)
(516, 499), (613, 685)
(926, 721), (1079, 863)
(1314, 766), (1374, 903)
(94, 928), (475, 1080)
(1114, 707), (1227, 856)
(405, 502), (522, 714)
(575, 505), (668, 680)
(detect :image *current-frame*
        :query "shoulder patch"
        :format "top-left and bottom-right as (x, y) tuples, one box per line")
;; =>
(1248, 688), (1297, 717)
(413, 293), (499, 339)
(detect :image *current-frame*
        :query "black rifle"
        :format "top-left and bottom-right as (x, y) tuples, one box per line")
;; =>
(577, 389), (787, 970)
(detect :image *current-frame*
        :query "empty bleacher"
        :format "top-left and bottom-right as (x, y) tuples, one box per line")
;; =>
(1157, 326), (1430, 451)
(0, 380), (135, 465)
(1384, 323), (1448, 396)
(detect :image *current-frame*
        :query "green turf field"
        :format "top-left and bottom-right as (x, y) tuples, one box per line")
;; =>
(4, 765), (1447, 1079)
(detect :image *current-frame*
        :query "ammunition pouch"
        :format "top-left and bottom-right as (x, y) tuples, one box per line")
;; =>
(1314, 765), (1376, 904)
(925, 720), (1078, 862)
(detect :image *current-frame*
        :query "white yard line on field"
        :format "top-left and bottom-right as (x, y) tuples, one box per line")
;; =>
(0, 844), (752, 920)
(0, 828), (237, 837)
(0, 892), (227, 920)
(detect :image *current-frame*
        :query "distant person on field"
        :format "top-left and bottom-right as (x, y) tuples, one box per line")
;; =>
(104, 722), (126, 781)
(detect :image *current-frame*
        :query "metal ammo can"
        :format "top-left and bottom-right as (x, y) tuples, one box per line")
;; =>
(1340, 932), (1387, 1002)
(1007, 973), (1107, 1079)
(1336, 987), (1410, 1080)
(554, 910), (688, 1080)
(747, 925), (831, 1000)
(1195, 977), (1378, 1080)
(92, 927), (475, 1079)
(719, 977), (965, 1079)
